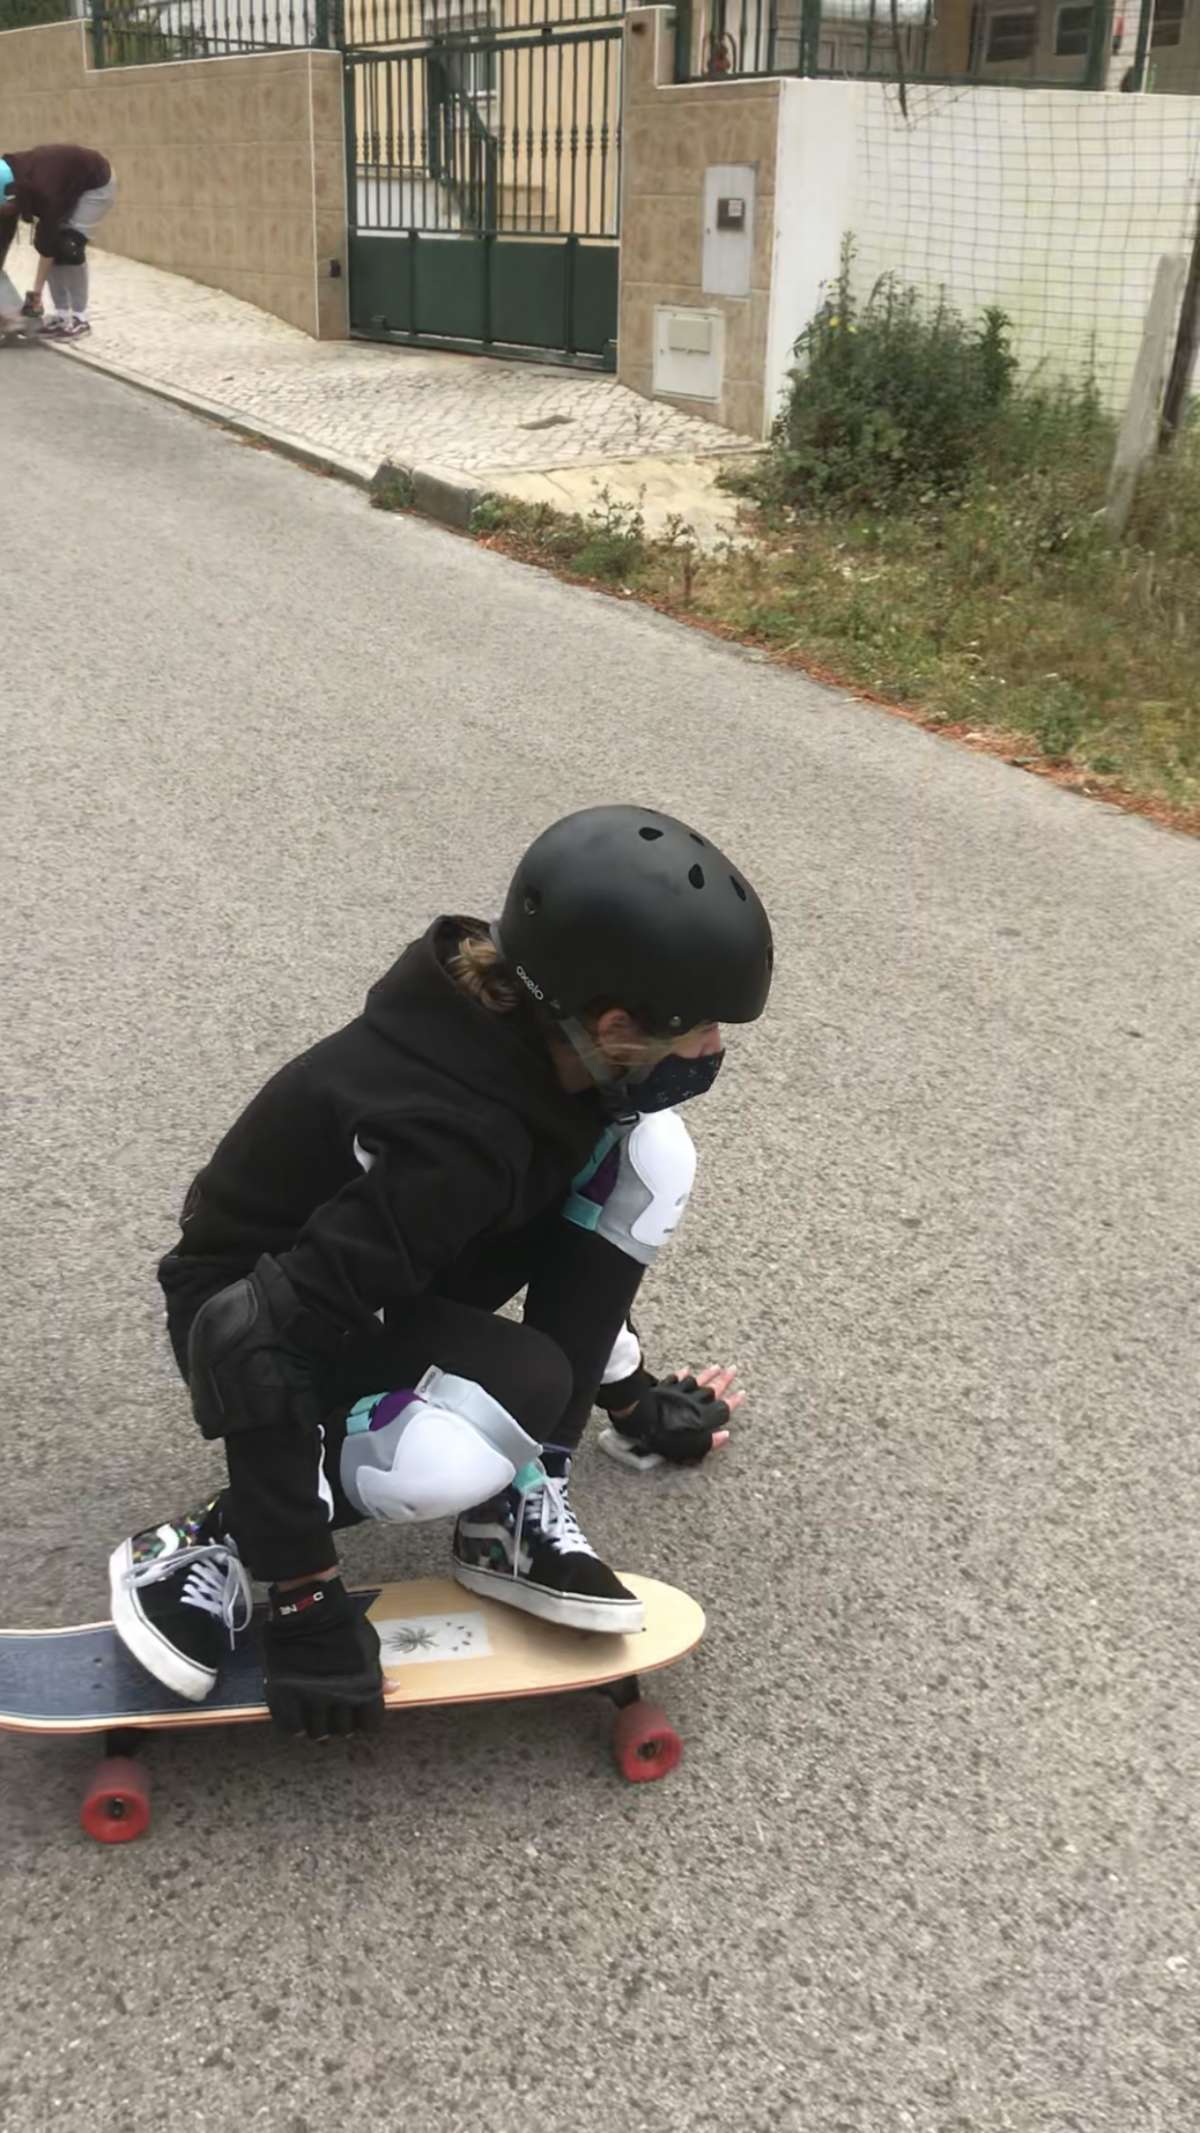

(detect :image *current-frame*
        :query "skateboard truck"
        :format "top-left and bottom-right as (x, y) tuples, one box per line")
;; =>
(77, 1684), (683, 1839)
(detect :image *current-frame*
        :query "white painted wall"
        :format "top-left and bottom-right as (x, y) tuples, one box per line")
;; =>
(765, 79), (862, 427)
(766, 78), (1200, 421)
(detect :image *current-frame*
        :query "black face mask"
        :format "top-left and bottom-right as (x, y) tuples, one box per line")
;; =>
(605, 1048), (725, 1116)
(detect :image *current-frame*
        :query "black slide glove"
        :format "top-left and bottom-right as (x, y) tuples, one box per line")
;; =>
(262, 1577), (384, 1740)
(188, 1254), (339, 1442)
(597, 1370), (730, 1464)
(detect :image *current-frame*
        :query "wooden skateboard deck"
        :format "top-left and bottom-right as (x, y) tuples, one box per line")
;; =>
(0, 1576), (705, 1839)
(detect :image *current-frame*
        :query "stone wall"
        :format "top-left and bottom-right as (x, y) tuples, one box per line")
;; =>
(0, 20), (347, 337)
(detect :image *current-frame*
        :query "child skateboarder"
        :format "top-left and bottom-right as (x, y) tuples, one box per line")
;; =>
(109, 806), (774, 1741)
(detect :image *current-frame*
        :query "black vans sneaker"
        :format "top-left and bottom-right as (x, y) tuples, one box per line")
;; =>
(453, 1461), (644, 1634)
(109, 1499), (253, 1702)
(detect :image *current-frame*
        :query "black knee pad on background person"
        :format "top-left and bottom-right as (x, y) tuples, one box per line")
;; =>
(52, 227), (86, 266)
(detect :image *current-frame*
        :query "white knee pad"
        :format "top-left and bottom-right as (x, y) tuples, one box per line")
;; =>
(566, 1110), (697, 1268)
(340, 1367), (539, 1524)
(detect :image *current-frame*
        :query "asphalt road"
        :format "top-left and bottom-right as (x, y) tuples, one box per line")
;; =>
(2, 353), (1198, 2133)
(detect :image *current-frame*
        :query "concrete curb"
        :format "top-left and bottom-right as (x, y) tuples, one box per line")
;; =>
(50, 341), (380, 490)
(52, 341), (505, 532)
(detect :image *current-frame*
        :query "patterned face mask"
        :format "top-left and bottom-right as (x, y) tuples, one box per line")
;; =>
(607, 1048), (725, 1115)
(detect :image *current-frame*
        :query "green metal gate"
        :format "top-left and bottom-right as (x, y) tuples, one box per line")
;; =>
(346, 1), (623, 366)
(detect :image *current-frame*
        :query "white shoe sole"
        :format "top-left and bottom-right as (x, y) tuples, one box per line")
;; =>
(108, 1541), (218, 1703)
(452, 1559), (645, 1636)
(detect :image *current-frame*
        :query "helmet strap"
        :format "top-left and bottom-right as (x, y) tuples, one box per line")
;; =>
(488, 921), (648, 1104)
(558, 1014), (638, 1097)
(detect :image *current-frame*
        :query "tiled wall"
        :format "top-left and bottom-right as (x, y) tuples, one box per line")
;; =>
(0, 21), (347, 337)
(618, 7), (781, 438)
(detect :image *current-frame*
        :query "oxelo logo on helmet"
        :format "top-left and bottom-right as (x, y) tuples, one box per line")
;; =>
(515, 964), (545, 1002)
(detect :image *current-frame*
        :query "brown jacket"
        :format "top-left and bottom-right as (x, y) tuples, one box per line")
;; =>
(1, 143), (111, 257)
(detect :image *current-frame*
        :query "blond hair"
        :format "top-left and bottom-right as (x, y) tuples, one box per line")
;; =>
(446, 928), (522, 1015)
(447, 926), (686, 1072)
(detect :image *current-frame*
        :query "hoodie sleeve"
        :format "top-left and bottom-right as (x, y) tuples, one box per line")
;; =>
(275, 1108), (526, 1334)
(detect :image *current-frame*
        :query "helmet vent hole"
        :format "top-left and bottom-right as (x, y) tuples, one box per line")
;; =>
(690, 833), (706, 846)
(523, 891), (541, 915)
(638, 827), (663, 841)
(688, 864), (705, 890)
(730, 876), (747, 902)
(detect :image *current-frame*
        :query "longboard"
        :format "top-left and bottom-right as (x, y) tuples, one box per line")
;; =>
(0, 1574), (705, 1841)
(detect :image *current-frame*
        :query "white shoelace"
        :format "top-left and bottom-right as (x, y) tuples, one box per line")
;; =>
(513, 1470), (597, 1573)
(128, 1543), (253, 1647)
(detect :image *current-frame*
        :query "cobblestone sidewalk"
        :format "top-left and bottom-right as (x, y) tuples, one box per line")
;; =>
(7, 238), (758, 542)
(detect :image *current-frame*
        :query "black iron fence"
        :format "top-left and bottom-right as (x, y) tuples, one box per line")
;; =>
(86, 0), (622, 64)
(677, 0), (933, 79)
(351, 22), (621, 239)
(674, 0), (1199, 90)
(80, 0), (1200, 90)
(0, 0), (71, 26)
(89, 0), (340, 64)
(351, 0), (623, 44)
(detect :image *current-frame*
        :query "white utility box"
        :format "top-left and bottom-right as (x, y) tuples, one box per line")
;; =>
(702, 164), (756, 300)
(653, 306), (725, 402)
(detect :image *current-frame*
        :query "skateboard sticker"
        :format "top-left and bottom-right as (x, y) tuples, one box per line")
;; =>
(373, 1610), (492, 1666)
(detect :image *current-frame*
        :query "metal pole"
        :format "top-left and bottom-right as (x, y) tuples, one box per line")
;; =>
(673, 0), (692, 79)
(800, 0), (821, 72)
(1083, 0), (1116, 88)
(1160, 198), (1200, 451)
(1105, 252), (1188, 534)
(1127, 0), (1156, 89)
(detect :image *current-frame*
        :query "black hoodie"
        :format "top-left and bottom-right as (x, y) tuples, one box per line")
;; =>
(160, 919), (605, 1335)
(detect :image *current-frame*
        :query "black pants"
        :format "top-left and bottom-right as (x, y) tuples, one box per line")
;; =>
(165, 1213), (644, 1580)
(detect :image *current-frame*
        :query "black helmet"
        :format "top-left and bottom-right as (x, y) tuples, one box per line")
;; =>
(497, 805), (773, 1036)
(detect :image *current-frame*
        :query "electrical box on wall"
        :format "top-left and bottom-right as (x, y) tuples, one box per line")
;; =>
(653, 307), (725, 402)
(702, 164), (756, 300)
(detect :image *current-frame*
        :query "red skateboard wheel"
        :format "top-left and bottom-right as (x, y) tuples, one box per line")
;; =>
(612, 1699), (683, 1783)
(80, 1756), (151, 1844)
